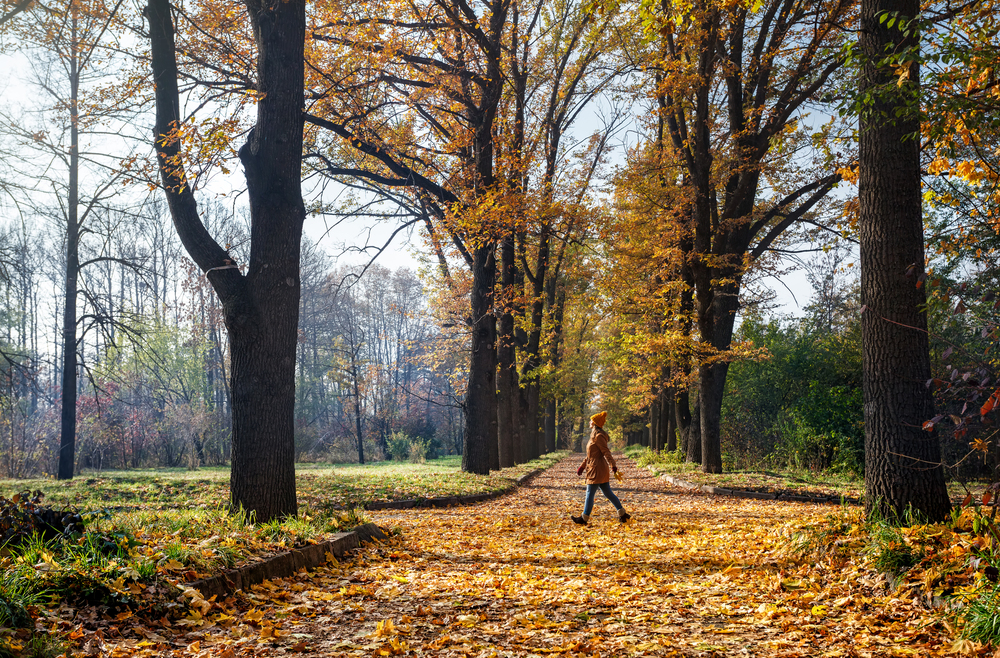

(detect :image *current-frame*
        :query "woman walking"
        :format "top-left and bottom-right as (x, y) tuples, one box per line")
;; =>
(572, 411), (630, 525)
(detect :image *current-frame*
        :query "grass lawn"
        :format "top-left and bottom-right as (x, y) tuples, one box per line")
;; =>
(0, 453), (565, 513)
(626, 446), (983, 504)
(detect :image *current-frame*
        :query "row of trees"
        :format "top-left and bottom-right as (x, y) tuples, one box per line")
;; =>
(596, 0), (1000, 522)
(2, 0), (998, 522)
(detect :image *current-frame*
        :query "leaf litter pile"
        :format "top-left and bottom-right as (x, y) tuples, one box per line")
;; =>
(25, 458), (1000, 657)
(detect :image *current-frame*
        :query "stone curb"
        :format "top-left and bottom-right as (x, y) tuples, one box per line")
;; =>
(658, 473), (861, 506)
(363, 468), (544, 511)
(188, 522), (390, 600)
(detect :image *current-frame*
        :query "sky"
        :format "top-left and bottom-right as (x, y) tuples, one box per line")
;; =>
(0, 40), (822, 324)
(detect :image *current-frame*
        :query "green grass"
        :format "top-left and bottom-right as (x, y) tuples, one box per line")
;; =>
(0, 467), (231, 510)
(1, 454), (565, 513)
(624, 445), (987, 505)
(624, 445), (864, 498)
(961, 583), (1000, 644)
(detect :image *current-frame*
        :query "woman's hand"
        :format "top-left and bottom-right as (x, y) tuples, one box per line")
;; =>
(577, 465), (585, 476)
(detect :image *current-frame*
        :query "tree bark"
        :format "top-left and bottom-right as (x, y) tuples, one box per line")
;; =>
(57, 12), (80, 481)
(687, 391), (702, 464)
(649, 396), (660, 451)
(675, 389), (691, 454)
(859, 0), (949, 522)
(544, 400), (556, 452)
(351, 356), (365, 465)
(527, 384), (542, 458)
(697, 277), (740, 472)
(543, 281), (567, 453)
(666, 389), (677, 452)
(497, 233), (517, 468)
(516, 386), (531, 464)
(147, 0), (303, 521)
(462, 245), (497, 474)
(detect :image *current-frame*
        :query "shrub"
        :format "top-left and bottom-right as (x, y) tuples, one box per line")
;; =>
(397, 418), (442, 459)
(773, 404), (863, 477)
(408, 439), (428, 464)
(627, 446), (693, 471)
(0, 491), (84, 548)
(387, 432), (412, 461)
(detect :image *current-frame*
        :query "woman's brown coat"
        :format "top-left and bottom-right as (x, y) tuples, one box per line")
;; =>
(580, 427), (617, 485)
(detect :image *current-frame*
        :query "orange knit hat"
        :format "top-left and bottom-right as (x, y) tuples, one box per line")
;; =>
(590, 411), (608, 428)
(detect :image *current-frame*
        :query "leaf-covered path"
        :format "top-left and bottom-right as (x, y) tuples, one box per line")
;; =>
(103, 457), (958, 657)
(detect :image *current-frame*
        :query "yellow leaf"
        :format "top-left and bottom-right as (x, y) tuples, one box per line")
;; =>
(371, 619), (398, 637)
(244, 608), (265, 623)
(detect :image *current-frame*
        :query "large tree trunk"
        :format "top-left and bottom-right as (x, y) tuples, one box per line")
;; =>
(699, 363), (727, 472)
(462, 245), (497, 474)
(227, 0), (304, 521)
(697, 277), (740, 472)
(147, 0), (303, 521)
(859, 0), (949, 522)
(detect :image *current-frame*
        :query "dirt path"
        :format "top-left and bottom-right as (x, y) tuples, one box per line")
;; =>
(109, 456), (955, 657)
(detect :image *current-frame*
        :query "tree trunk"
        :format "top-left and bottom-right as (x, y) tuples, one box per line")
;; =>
(544, 399), (556, 452)
(527, 384), (541, 458)
(57, 16), (79, 481)
(687, 391), (702, 464)
(697, 279), (740, 472)
(462, 244), (497, 474)
(699, 362), (727, 472)
(657, 390), (667, 451)
(511, 377), (524, 464)
(650, 396), (660, 451)
(147, 0), (304, 521)
(517, 385), (531, 463)
(496, 361), (515, 468)
(675, 389), (691, 454)
(352, 362), (365, 465)
(859, 0), (949, 522)
(543, 284), (566, 453)
(497, 237), (516, 468)
(666, 389), (677, 452)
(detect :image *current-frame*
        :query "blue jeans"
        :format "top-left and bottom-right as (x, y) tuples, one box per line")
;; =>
(583, 482), (622, 516)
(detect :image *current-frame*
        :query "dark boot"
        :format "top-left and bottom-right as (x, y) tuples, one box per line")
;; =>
(571, 514), (589, 525)
(618, 509), (631, 523)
